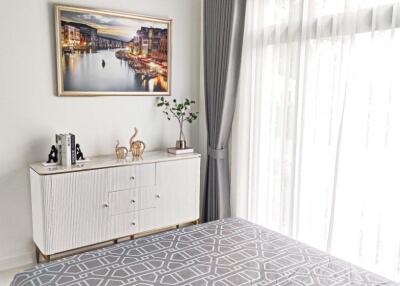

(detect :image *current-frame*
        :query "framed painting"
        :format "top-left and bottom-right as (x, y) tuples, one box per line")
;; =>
(54, 5), (171, 96)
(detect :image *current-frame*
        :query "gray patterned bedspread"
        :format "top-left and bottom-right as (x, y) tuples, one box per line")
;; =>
(11, 218), (398, 285)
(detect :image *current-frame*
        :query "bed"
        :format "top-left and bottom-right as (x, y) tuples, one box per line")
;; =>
(11, 218), (398, 285)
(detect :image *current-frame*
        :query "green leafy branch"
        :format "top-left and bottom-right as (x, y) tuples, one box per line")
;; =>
(157, 97), (199, 141)
(157, 97), (199, 124)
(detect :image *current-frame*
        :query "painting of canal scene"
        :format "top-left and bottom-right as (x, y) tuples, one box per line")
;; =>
(54, 5), (171, 96)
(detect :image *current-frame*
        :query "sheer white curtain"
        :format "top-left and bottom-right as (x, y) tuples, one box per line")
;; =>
(231, 0), (400, 281)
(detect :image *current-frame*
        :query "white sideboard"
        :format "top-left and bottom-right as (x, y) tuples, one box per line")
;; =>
(30, 151), (201, 261)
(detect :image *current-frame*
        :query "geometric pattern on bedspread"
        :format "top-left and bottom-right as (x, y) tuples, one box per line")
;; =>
(11, 218), (399, 286)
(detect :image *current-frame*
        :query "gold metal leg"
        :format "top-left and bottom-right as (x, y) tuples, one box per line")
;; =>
(35, 246), (40, 263)
(35, 245), (50, 263)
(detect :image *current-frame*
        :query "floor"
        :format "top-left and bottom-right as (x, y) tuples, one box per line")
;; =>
(0, 265), (31, 286)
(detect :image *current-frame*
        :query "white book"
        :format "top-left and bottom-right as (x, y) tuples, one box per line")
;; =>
(167, 147), (194, 155)
(55, 134), (62, 164)
(61, 134), (72, 167)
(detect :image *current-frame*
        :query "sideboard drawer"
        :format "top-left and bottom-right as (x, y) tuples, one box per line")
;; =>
(109, 187), (156, 216)
(109, 189), (138, 216)
(109, 163), (155, 191)
(109, 165), (136, 191)
(110, 212), (138, 238)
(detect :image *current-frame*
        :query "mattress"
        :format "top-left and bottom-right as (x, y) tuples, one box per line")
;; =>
(11, 218), (398, 285)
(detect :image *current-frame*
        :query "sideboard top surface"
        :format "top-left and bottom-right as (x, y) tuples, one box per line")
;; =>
(30, 151), (201, 175)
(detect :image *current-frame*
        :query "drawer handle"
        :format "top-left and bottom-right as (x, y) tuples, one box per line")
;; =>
(131, 200), (135, 204)
(131, 222), (136, 226)
(130, 176), (135, 180)
(156, 194), (161, 198)
(103, 203), (109, 208)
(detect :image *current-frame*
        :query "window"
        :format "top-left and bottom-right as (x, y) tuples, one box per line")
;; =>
(232, 0), (400, 280)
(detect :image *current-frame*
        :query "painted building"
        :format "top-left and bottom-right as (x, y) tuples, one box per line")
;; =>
(130, 27), (168, 60)
(63, 24), (80, 47)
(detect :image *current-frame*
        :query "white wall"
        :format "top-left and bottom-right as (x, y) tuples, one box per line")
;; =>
(0, 0), (201, 270)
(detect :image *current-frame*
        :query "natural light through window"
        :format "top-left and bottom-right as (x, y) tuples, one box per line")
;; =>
(234, 0), (400, 281)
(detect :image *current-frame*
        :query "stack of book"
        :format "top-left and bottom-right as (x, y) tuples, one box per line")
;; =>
(56, 133), (76, 167)
(167, 147), (194, 155)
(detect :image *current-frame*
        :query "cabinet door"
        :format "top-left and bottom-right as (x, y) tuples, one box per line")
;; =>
(155, 158), (200, 228)
(138, 186), (156, 210)
(138, 208), (157, 233)
(135, 163), (156, 188)
(46, 169), (110, 254)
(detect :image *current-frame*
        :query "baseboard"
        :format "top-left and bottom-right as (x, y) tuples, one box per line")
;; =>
(0, 251), (34, 272)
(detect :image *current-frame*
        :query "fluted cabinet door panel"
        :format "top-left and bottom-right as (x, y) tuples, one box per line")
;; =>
(138, 187), (157, 210)
(46, 169), (109, 254)
(135, 163), (156, 187)
(138, 208), (157, 233)
(155, 158), (200, 228)
(30, 170), (52, 252)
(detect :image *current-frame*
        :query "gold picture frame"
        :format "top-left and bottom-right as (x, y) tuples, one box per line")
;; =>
(54, 4), (171, 96)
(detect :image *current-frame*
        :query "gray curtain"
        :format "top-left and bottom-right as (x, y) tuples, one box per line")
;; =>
(203, 0), (246, 221)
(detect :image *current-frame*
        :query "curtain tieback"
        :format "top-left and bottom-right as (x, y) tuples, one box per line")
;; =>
(208, 146), (227, 159)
